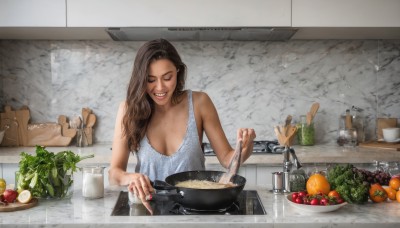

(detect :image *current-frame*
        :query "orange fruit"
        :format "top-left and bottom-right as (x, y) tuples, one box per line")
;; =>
(306, 173), (331, 195)
(389, 177), (400, 191)
(397, 190), (400, 203)
(384, 187), (397, 201)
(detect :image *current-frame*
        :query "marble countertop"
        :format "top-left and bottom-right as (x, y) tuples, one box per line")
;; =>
(0, 143), (399, 165)
(1, 186), (399, 228)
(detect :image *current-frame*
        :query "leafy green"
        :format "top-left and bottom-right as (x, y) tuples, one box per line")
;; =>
(17, 145), (94, 198)
(327, 164), (369, 204)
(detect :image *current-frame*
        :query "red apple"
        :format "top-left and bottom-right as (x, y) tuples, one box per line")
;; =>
(3, 189), (18, 203)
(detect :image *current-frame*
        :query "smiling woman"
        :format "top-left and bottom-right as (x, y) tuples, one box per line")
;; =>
(108, 39), (256, 214)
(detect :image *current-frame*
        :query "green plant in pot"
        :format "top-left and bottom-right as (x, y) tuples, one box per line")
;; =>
(16, 145), (94, 199)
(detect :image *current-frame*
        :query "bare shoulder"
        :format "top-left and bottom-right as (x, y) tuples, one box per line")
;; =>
(192, 91), (213, 106)
(118, 101), (127, 112)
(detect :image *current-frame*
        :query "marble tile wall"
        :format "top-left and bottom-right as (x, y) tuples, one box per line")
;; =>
(0, 40), (399, 145)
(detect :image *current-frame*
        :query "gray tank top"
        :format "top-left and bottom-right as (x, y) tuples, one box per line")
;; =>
(135, 90), (205, 181)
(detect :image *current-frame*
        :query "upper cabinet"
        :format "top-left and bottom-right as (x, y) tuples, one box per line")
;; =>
(0, 0), (66, 27)
(67, 0), (292, 27)
(292, 0), (400, 27)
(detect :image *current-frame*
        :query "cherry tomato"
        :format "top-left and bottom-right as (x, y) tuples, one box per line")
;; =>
(295, 197), (304, 204)
(310, 198), (319, 205)
(291, 192), (299, 201)
(328, 190), (340, 199)
(336, 198), (344, 204)
(320, 198), (329, 205)
(298, 191), (307, 198)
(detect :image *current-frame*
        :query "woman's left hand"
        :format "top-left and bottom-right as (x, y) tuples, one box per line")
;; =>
(237, 128), (256, 164)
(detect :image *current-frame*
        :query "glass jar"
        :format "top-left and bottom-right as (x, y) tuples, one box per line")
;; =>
(76, 129), (89, 147)
(81, 166), (105, 199)
(297, 115), (315, 146)
(289, 169), (306, 192)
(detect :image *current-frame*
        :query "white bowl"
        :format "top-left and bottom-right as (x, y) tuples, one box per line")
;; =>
(286, 194), (348, 213)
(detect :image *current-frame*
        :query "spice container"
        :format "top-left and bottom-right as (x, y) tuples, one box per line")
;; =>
(81, 166), (105, 199)
(297, 115), (315, 146)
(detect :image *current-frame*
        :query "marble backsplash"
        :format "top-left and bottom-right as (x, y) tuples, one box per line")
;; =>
(0, 40), (399, 145)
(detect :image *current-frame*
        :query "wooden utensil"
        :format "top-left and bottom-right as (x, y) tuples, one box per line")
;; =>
(86, 114), (96, 128)
(82, 108), (91, 128)
(345, 109), (352, 129)
(284, 125), (297, 147)
(219, 140), (242, 184)
(284, 115), (292, 136)
(307, 102), (320, 126)
(274, 126), (284, 145)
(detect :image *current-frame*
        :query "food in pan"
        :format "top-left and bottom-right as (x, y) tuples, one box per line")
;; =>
(175, 180), (236, 189)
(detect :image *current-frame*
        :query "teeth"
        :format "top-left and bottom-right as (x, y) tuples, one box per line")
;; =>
(155, 93), (166, 97)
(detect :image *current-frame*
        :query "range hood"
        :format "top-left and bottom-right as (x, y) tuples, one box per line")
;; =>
(105, 27), (298, 41)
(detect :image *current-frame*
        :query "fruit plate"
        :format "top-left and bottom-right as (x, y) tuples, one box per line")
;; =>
(0, 198), (38, 212)
(286, 195), (347, 213)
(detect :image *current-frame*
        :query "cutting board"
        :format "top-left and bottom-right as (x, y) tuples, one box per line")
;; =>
(0, 198), (38, 212)
(359, 141), (400, 151)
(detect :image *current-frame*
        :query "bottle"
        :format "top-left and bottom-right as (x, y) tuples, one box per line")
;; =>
(351, 106), (365, 143)
(297, 115), (315, 146)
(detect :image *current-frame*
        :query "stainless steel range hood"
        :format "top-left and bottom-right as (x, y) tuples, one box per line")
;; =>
(105, 27), (298, 41)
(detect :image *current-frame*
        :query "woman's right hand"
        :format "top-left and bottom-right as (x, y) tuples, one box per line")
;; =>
(127, 173), (154, 214)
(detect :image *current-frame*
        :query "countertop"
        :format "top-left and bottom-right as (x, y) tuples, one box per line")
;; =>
(0, 143), (399, 165)
(1, 186), (399, 228)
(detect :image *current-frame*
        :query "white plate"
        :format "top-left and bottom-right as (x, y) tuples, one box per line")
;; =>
(286, 195), (347, 213)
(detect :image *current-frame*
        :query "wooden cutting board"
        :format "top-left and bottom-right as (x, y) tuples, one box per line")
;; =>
(359, 141), (400, 151)
(0, 198), (38, 212)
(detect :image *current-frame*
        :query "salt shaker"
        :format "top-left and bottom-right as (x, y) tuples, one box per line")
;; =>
(81, 166), (105, 199)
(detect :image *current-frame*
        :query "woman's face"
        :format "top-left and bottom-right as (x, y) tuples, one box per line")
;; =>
(146, 58), (178, 106)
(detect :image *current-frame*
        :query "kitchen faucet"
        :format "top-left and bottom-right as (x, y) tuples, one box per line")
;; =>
(283, 146), (302, 173)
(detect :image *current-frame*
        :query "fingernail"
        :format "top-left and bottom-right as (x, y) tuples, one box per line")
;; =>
(145, 195), (152, 201)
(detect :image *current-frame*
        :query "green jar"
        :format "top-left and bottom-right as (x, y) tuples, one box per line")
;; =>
(297, 115), (315, 146)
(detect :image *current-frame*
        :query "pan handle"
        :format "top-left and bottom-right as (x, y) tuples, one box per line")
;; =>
(153, 180), (177, 191)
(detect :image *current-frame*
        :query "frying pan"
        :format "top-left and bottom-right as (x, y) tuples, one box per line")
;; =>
(149, 170), (246, 210)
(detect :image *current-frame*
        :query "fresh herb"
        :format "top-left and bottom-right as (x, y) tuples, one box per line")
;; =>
(327, 164), (369, 204)
(17, 145), (94, 198)
(297, 123), (315, 146)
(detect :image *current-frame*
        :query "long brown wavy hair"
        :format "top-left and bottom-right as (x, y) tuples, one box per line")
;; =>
(123, 39), (187, 152)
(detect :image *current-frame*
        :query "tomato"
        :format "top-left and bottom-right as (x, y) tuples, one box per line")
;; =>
(336, 197), (345, 204)
(291, 192), (299, 201)
(328, 190), (340, 199)
(320, 198), (329, 205)
(310, 198), (319, 205)
(369, 183), (388, 203)
(298, 191), (307, 198)
(295, 197), (304, 204)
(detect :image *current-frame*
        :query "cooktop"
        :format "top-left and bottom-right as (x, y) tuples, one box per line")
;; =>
(111, 190), (266, 216)
(203, 140), (282, 156)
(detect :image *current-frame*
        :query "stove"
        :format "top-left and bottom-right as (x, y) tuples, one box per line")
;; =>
(203, 140), (283, 156)
(111, 190), (266, 216)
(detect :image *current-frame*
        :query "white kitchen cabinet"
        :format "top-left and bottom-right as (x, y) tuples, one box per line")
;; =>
(0, 0), (66, 27)
(292, 0), (400, 27)
(67, 0), (291, 27)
